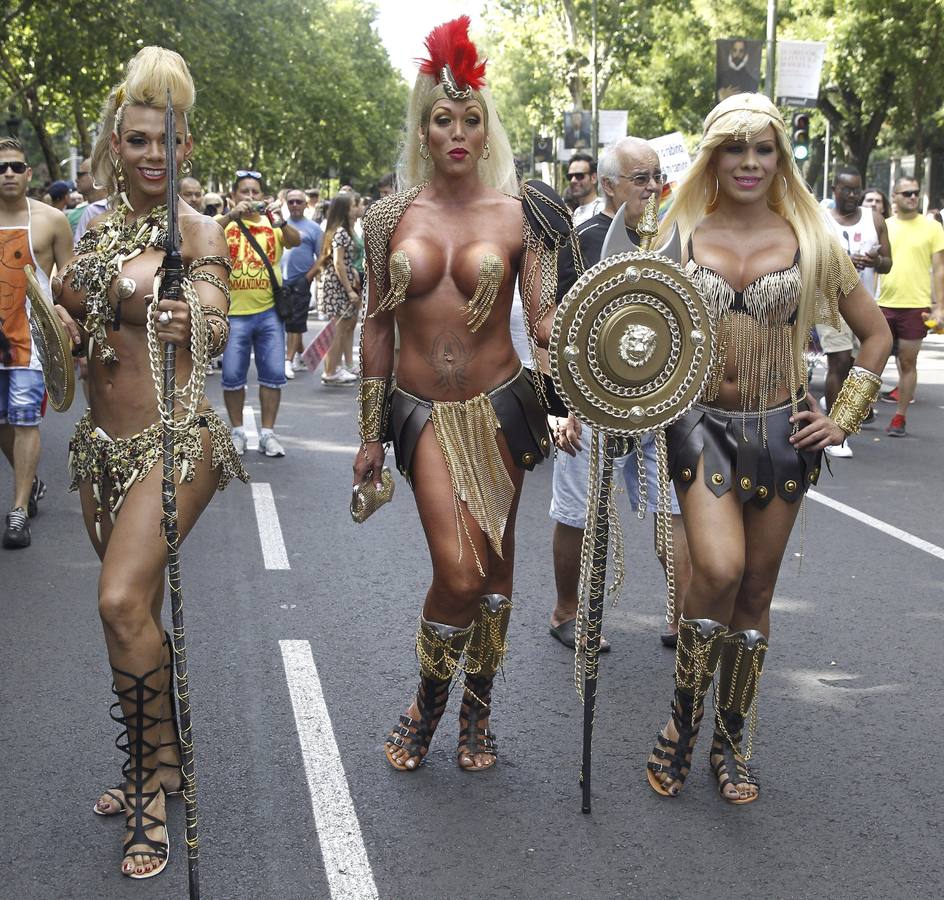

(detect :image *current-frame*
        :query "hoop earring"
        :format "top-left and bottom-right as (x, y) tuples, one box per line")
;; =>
(705, 174), (719, 206)
(768, 173), (788, 205)
(419, 141), (429, 160)
(482, 142), (490, 160)
(180, 158), (193, 176)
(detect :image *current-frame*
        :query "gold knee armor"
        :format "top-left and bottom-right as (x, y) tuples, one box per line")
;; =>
(464, 594), (513, 678)
(416, 617), (474, 681)
(675, 617), (728, 700)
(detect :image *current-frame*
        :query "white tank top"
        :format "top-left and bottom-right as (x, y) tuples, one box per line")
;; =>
(825, 207), (879, 297)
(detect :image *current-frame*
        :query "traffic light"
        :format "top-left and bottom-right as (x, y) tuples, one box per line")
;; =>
(791, 112), (810, 161)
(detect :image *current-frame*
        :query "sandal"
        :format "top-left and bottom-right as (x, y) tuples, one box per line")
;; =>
(645, 617), (727, 797)
(384, 675), (451, 771)
(709, 710), (760, 805)
(94, 632), (182, 816)
(710, 629), (768, 805)
(111, 661), (170, 879)
(457, 673), (497, 772)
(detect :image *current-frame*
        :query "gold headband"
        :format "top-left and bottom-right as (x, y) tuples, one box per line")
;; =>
(704, 92), (785, 142)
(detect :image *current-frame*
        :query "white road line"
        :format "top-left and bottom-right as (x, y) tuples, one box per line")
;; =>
(243, 403), (259, 450)
(280, 640), (379, 900)
(251, 482), (290, 569)
(808, 489), (944, 562)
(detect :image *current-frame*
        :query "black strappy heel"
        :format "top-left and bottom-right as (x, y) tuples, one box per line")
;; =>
(94, 632), (182, 817)
(647, 691), (703, 796)
(111, 661), (170, 879)
(709, 709), (760, 804)
(457, 673), (498, 771)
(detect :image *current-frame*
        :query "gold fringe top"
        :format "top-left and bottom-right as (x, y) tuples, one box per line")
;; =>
(686, 239), (859, 427)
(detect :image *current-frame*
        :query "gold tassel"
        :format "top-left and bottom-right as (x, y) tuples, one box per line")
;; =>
(462, 254), (504, 332)
(430, 394), (515, 577)
(370, 249), (412, 316)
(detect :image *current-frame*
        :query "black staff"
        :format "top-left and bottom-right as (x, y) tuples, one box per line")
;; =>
(158, 94), (200, 899)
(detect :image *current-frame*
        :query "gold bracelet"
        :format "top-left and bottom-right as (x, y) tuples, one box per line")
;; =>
(358, 376), (389, 443)
(200, 305), (230, 357)
(830, 366), (881, 435)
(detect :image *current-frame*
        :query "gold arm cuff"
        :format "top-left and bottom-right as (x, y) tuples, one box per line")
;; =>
(190, 270), (232, 310)
(358, 376), (390, 443)
(830, 365), (881, 435)
(200, 305), (230, 357)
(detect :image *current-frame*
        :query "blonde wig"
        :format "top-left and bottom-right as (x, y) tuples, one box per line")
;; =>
(90, 46), (195, 198)
(659, 92), (842, 360)
(397, 44), (518, 196)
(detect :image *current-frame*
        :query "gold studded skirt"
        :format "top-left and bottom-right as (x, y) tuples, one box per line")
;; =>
(666, 397), (820, 508)
(389, 366), (551, 574)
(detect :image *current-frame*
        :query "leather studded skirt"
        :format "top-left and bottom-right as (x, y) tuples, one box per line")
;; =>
(666, 397), (821, 508)
(389, 365), (551, 483)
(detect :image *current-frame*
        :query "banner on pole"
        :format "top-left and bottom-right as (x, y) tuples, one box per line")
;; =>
(533, 135), (553, 164)
(649, 132), (692, 185)
(598, 110), (628, 146)
(776, 41), (826, 108)
(564, 110), (591, 151)
(715, 38), (762, 102)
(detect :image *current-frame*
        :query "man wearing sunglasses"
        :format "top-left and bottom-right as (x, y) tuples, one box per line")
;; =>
(0, 137), (74, 548)
(548, 137), (691, 651)
(877, 176), (944, 436)
(567, 152), (604, 225)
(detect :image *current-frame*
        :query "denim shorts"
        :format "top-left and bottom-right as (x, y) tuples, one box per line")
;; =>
(0, 368), (46, 426)
(549, 431), (680, 528)
(221, 307), (287, 391)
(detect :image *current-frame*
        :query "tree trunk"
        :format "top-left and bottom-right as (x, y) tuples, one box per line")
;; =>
(24, 87), (59, 179)
(73, 100), (91, 159)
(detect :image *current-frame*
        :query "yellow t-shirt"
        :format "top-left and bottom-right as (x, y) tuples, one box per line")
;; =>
(878, 215), (944, 309)
(223, 218), (284, 315)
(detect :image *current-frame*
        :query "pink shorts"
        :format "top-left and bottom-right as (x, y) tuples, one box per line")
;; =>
(880, 306), (928, 342)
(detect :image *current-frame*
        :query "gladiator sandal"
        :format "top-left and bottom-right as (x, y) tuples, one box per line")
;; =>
(457, 594), (512, 772)
(646, 617), (727, 797)
(709, 629), (768, 805)
(384, 617), (473, 771)
(94, 632), (182, 817)
(111, 661), (170, 879)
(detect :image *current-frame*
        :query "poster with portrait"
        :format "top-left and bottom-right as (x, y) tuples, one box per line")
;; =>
(564, 110), (591, 151)
(715, 38), (762, 102)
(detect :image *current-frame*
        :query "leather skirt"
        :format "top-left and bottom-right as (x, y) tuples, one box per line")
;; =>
(666, 398), (821, 508)
(389, 366), (551, 483)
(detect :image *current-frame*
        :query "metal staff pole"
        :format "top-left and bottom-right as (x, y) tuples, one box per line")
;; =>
(159, 95), (200, 900)
(580, 435), (617, 813)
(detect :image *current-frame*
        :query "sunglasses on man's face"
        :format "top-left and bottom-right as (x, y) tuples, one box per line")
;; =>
(568, 172), (589, 181)
(0, 161), (28, 174)
(897, 190), (920, 198)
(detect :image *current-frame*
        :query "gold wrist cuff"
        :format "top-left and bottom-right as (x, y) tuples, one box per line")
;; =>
(200, 305), (230, 357)
(830, 366), (881, 434)
(358, 376), (390, 443)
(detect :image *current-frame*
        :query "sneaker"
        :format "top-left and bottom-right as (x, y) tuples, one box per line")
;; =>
(258, 432), (286, 457)
(2, 507), (30, 549)
(825, 439), (853, 458)
(321, 369), (358, 385)
(27, 477), (46, 518)
(292, 354), (306, 371)
(284, 359), (295, 380)
(205, 362), (217, 376)
(886, 414), (907, 437)
(880, 387), (914, 405)
(232, 428), (247, 455)
(342, 363), (361, 377)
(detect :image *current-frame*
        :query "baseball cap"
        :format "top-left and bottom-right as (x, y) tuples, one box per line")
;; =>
(48, 180), (74, 201)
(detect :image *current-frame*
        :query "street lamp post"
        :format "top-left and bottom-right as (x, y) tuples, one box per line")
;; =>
(591, 0), (598, 152)
(765, 0), (777, 101)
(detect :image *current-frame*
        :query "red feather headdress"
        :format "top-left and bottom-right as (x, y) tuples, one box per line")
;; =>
(417, 16), (487, 96)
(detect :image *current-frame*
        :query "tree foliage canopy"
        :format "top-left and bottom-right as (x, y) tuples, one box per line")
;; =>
(0, 0), (408, 191)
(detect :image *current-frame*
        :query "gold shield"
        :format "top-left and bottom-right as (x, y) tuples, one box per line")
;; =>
(551, 252), (713, 435)
(25, 266), (75, 412)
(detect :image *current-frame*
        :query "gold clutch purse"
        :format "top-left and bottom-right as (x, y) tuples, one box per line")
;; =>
(350, 466), (395, 523)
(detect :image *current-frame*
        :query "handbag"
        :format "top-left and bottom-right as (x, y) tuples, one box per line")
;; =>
(350, 466), (395, 523)
(235, 218), (293, 320)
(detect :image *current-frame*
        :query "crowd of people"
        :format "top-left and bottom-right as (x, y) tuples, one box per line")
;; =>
(1, 15), (940, 887)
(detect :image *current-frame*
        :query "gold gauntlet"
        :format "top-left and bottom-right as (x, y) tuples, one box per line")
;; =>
(830, 366), (882, 435)
(200, 305), (230, 358)
(358, 376), (390, 443)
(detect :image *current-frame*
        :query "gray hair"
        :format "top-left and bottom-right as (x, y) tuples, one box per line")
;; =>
(598, 136), (655, 185)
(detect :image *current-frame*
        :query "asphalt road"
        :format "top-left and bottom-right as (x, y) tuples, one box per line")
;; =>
(2, 332), (943, 900)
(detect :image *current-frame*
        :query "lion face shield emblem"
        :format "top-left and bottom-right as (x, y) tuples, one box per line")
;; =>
(618, 322), (657, 367)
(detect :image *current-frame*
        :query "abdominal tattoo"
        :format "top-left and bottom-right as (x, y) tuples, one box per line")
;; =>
(424, 331), (474, 390)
